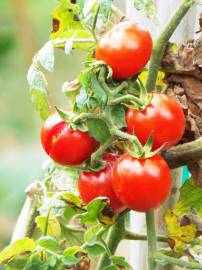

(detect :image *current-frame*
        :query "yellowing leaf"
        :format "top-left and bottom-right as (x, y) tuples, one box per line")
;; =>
(50, 5), (93, 51)
(139, 70), (166, 89)
(35, 215), (61, 238)
(0, 238), (35, 264)
(165, 209), (197, 252)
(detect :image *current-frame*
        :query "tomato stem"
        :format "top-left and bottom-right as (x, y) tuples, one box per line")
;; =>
(155, 252), (202, 269)
(146, 211), (157, 270)
(110, 94), (144, 106)
(146, 0), (195, 92)
(96, 214), (126, 270)
(124, 230), (167, 242)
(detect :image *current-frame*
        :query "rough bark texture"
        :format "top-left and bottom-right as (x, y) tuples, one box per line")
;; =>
(162, 13), (202, 186)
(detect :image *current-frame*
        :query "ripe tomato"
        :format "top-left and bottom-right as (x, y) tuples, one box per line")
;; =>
(126, 93), (185, 150)
(78, 154), (125, 212)
(95, 21), (152, 80)
(41, 112), (98, 166)
(112, 154), (171, 212)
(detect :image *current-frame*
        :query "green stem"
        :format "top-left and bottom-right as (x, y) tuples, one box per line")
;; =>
(146, 211), (157, 270)
(90, 137), (114, 167)
(146, 0), (195, 91)
(163, 137), (202, 168)
(73, 112), (112, 129)
(110, 95), (143, 106)
(124, 230), (167, 243)
(112, 129), (143, 154)
(155, 252), (202, 269)
(110, 81), (129, 96)
(96, 215), (126, 270)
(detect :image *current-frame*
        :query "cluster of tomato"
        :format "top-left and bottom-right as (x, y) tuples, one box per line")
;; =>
(41, 21), (185, 213)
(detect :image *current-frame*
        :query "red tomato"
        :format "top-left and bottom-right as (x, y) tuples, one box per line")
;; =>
(41, 112), (98, 166)
(95, 21), (152, 80)
(126, 93), (185, 150)
(78, 154), (125, 212)
(112, 154), (171, 212)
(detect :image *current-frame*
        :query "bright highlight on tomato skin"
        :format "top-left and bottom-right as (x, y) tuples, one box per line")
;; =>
(95, 20), (153, 80)
(41, 112), (99, 166)
(78, 154), (126, 213)
(126, 93), (186, 150)
(112, 154), (172, 212)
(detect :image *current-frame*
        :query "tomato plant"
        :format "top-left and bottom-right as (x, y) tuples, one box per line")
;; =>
(2, 1), (202, 270)
(41, 112), (98, 166)
(126, 93), (185, 150)
(112, 154), (171, 212)
(95, 21), (152, 80)
(78, 154), (125, 212)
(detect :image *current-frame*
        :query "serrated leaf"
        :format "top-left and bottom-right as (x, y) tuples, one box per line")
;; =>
(91, 73), (107, 105)
(50, 4), (93, 51)
(0, 238), (35, 264)
(35, 215), (61, 238)
(111, 256), (132, 269)
(60, 191), (85, 210)
(111, 105), (126, 128)
(36, 236), (59, 251)
(30, 89), (51, 120)
(80, 197), (116, 225)
(38, 41), (55, 72)
(63, 246), (86, 266)
(133, 0), (156, 18)
(85, 243), (106, 256)
(84, 224), (101, 245)
(165, 209), (197, 252)
(27, 64), (48, 93)
(87, 118), (111, 144)
(174, 178), (202, 217)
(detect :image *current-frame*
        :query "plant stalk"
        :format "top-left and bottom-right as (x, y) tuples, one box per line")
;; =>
(146, 0), (195, 91)
(124, 230), (167, 243)
(96, 215), (126, 270)
(146, 211), (157, 270)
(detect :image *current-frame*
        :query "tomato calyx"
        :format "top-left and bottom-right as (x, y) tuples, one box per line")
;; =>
(124, 134), (167, 159)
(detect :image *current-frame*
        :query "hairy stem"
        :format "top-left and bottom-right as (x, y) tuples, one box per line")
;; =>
(110, 95), (143, 106)
(163, 137), (202, 168)
(146, 0), (195, 91)
(155, 252), (202, 269)
(96, 215), (126, 270)
(124, 230), (167, 242)
(146, 212), (157, 270)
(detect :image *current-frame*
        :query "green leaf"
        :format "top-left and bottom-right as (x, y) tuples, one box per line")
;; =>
(30, 90), (51, 120)
(61, 225), (84, 246)
(76, 87), (88, 108)
(91, 73), (107, 105)
(36, 236), (59, 251)
(111, 105), (126, 128)
(84, 224), (101, 245)
(133, 0), (156, 18)
(35, 215), (61, 238)
(80, 198), (116, 225)
(77, 0), (84, 12)
(27, 64), (48, 93)
(174, 178), (202, 217)
(111, 256), (133, 269)
(85, 243), (106, 256)
(50, 4), (93, 51)
(63, 246), (86, 266)
(87, 118), (111, 144)
(38, 41), (55, 72)
(55, 107), (69, 121)
(103, 266), (117, 270)
(0, 238), (36, 264)
(60, 191), (85, 210)
(99, 0), (112, 22)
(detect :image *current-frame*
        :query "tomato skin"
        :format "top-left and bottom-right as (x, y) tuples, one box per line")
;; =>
(41, 113), (98, 166)
(95, 21), (152, 80)
(78, 154), (125, 212)
(126, 93), (185, 150)
(112, 154), (171, 212)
